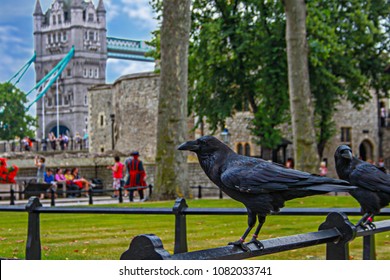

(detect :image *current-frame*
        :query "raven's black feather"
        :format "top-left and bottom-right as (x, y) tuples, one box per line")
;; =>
(178, 136), (354, 247)
(335, 145), (390, 216)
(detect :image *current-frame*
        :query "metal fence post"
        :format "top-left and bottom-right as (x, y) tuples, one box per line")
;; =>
(119, 187), (123, 203)
(25, 197), (42, 260)
(198, 185), (202, 199)
(148, 184), (153, 197)
(173, 198), (188, 254)
(363, 217), (376, 260)
(50, 188), (55, 207)
(319, 212), (356, 260)
(10, 188), (15, 205)
(89, 188), (93, 205)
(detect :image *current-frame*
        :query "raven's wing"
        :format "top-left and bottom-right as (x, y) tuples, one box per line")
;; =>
(221, 161), (351, 194)
(350, 163), (390, 194)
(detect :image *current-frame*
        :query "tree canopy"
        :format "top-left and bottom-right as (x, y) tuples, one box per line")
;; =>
(0, 82), (36, 140)
(150, 0), (390, 163)
(187, 0), (390, 158)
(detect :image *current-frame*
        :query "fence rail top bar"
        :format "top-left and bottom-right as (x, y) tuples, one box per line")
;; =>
(35, 207), (173, 215)
(356, 219), (390, 237)
(121, 228), (341, 260)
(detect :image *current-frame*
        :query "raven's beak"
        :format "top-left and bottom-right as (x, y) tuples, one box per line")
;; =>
(341, 149), (353, 159)
(178, 140), (199, 151)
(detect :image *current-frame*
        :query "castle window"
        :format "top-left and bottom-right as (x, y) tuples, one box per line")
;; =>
(47, 97), (52, 107)
(58, 14), (62, 24)
(245, 143), (251, 156)
(83, 68), (88, 77)
(341, 127), (352, 144)
(89, 69), (93, 78)
(64, 95), (69, 106)
(88, 13), (94, 22)
(62, 32), (67, 42)
(88, 31), (94, 41)
(237, 143), (243, 155)
(67, 69), (71, 77)
(52, 15), (56, 25)
(64, 11), (69, 22)
(94, 68), (99, 78)
(84, 95), (88, 106)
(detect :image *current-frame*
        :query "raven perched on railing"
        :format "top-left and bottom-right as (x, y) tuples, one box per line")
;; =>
(178, 136), (355, 251)
(334, 145), (390, 229)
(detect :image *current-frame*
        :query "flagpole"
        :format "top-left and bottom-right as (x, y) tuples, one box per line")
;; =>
(56, 78), (59, 137)
(42, 96), (45, 138)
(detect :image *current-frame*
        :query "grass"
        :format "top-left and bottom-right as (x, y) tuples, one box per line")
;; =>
(0, 195), (389, 260)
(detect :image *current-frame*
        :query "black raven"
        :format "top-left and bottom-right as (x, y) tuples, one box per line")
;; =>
(334, 145), (390, 228)
(178, 136), (354, 251)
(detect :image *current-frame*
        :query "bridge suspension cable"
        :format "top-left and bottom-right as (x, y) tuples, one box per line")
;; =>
(8, 52), (36, 86)
(26, 46), (75, 110)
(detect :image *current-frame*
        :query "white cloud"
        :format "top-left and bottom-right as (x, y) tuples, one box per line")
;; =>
(0, 26), (34, 80)
(121, 0), (158, 29)
(106, 59), (155, 82)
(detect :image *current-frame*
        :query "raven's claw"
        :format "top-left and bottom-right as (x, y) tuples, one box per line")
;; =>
(356, 222), (369, 230)
(247, 238), (264, 250)
(228, 240), (250, 252)
(364, 221), (376, 230)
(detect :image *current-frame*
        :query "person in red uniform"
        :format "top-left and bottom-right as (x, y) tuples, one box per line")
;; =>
(124, 151), (147, 202)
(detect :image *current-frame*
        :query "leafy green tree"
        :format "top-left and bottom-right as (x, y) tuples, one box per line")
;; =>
(189, 0), (289, 149)
(150, 0), (390, 170)
(0, 82), (36, 140)
(307, 0), (390, 158)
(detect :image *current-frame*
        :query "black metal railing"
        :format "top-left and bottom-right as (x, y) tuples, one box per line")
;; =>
(190, 185), (223, 199)
(0, 197), (389, 260)
(0, 138), (88, 153)
(0, 185), (153, 206)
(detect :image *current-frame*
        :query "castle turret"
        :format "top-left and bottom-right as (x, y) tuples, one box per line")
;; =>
(34, 0), (107, 139)
(97, 0), (106, 26)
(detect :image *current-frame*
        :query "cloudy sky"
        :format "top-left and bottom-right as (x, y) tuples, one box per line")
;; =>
(0, 0), (157, 114)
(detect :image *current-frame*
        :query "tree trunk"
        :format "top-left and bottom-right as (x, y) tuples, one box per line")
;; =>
(284, 0), (319, 172)
(154, 0), (192, 200)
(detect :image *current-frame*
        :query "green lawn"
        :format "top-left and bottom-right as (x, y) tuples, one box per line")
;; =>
(0, 195), (389, 260)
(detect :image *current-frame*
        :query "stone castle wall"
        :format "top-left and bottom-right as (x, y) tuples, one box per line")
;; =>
(87, 72), (387, 180)
(88, 72), (160, 162)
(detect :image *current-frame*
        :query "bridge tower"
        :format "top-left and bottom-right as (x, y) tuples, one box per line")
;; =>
(33, 0), (107, 139)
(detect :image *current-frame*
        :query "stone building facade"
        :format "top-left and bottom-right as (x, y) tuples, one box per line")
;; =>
(88, 72), (389, 180)
(88, 72), (160, 162)
(33, 0), (107, 139)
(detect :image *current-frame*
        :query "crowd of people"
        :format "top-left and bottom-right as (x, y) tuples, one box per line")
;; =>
(19, 131), (89, 152)
(34, 150), (147, 201)
(34, 155), (95, 199)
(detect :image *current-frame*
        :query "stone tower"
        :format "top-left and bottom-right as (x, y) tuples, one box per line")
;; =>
(33, 0), (107, 139)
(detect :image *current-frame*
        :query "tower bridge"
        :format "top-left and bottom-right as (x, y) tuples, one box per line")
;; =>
(32, 0), (155, 139)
